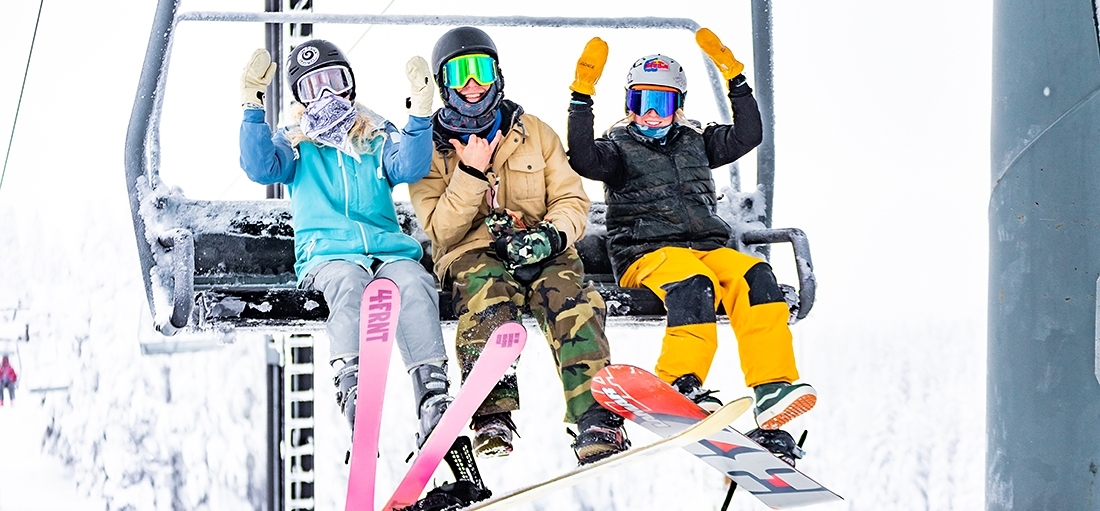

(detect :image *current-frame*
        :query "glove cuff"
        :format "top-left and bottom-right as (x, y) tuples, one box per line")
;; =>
(727, 74), (753, 98)
(570, 81), (597, 96)
(540, 221), (565, 254)
(458, 161), (489, 181)
(570, 91), (594, 106)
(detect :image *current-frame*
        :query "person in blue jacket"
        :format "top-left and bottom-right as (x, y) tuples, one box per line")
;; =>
(238, 40), (452, 447)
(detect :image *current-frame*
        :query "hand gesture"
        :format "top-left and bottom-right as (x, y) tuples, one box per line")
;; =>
(450, 131), (502, 173)
(241, 49), (277, 108)
(570, 37), (609, 96)
(696, 28), (744, 81)
(406, 55), (435, 117)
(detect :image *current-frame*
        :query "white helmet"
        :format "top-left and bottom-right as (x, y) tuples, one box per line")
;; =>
(625, 54), (687, 94)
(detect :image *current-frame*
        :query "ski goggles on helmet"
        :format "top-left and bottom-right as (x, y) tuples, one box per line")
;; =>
(442, 54), (497, 89)
(625, 88), (683, 118)
(296, 65), (354, 103)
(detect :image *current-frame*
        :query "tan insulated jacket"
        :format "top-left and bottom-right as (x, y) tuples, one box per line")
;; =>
(409, 112), (591, 280)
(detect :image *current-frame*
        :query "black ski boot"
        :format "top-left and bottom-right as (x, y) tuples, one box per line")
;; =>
(746, 428), (806, 467)
(570, 403), (630, 465)
(333, 357), (360, 431)
(411, 362), (453, 447)
(671, 373), (723, 412)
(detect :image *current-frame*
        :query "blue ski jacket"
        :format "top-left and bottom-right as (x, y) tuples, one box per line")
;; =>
(239, 107), (432, 282)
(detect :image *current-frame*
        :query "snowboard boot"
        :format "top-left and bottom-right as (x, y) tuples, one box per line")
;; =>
(333, 357), (360, 431)
(412, 362), (453, 448)
(471, 412), (518, 458)
(753, 381), (817, 430)
(671, 373), (723, 412)
(401, 436), (492, 511)
(570, 403), (630, 465)
(746, 428), (806, 467)
(400, 480), (489, 511)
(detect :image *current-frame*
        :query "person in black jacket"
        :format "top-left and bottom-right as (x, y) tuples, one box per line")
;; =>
(565, 29), (816, 431)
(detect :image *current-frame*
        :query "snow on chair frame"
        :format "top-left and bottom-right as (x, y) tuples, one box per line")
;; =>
(124, 0), (815, 336)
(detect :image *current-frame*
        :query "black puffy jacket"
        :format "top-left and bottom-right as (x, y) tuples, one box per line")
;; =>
(566, 78), (763, 281)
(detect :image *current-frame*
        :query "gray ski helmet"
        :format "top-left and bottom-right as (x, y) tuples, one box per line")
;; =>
(431, 26), (499, 81)
(625, 54), (688, 94)
(286, 39), (356, 103)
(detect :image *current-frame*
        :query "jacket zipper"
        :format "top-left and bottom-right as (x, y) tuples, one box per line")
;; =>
(668, 153), (691, 237)
(334, 150), (369, 254)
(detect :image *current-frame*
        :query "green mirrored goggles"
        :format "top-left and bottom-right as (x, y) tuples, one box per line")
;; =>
(443, 54), (497, 89)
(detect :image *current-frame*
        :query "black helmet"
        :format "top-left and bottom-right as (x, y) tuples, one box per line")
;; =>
(286, 39), (356, 102)
(431, 26), (499, 78)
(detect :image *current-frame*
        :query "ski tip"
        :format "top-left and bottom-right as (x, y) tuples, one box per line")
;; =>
(488, 321), (526, 350)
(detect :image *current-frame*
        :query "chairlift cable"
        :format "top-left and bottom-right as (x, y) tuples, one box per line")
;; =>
(0, 0), (46, 195)
(346, 0), (397, 53)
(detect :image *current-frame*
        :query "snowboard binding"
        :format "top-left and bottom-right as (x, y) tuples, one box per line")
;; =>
(399, 436), (491, 511)
(746, 428), (807, 467)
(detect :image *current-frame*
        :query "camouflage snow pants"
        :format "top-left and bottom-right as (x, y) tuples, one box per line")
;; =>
(447, 247), (610, 424)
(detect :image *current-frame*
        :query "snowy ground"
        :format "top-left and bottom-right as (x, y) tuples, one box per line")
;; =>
(0, 0), (990, 510)
(0, 399), (101, 511)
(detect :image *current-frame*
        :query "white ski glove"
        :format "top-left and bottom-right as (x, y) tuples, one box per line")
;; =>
(241, 49), (277, 109)
(406, 55), (435, 117)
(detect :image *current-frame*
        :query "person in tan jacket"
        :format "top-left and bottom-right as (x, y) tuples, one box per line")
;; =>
(408, 26), (628, 466)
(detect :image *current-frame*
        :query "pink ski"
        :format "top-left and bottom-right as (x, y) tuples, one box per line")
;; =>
(345, 278), (401, 511)
(382, 321), (527, 511)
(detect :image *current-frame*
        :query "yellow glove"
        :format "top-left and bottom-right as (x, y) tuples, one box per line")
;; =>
(241, 49), (277, 108)
(569, 37), (609, 96)
(695, 28), (744, 81)
(406, 55), (435, 117)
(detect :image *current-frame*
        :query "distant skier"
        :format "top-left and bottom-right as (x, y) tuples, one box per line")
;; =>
(408, 26), (630, 465)
(237, 41), (455, 446)
(565, 29), (817, 430)
(0, 356), (16, 406)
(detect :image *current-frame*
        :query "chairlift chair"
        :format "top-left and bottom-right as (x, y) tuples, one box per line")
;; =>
(124, 0), (815, 336)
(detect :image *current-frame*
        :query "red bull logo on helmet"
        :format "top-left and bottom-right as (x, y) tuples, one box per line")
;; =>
(643, 58), (670, 72)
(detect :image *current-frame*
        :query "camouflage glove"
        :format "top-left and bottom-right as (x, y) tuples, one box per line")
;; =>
(241, 49), (277, 108)
(492, 221), (564, 268)
(570, 37), (609, 96)
(695, 28), (744, 81)
(484, 209), (527, 240)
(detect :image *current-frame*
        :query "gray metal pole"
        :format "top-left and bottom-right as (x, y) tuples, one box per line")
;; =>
(751, 0), (775, 229)
(264, 0), (284, 200)
(124, 0), (179, 330)
(989, 1), (1100, 509)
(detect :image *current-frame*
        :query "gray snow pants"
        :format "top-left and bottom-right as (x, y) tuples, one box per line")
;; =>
(302, 259), (448, 370)
(0, 381), (13, 402)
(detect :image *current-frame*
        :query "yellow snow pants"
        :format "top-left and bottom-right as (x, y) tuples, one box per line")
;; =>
(619, 246), (800, 387)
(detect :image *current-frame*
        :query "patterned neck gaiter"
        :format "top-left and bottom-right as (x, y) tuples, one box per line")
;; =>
(435, 81), (503, 135)
(300, 94), (360, 162)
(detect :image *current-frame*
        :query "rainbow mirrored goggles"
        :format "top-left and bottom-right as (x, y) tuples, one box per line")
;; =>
(297, 65), (354, 103)
(625, 88), (683, 117)
(443, 54), (497, 89)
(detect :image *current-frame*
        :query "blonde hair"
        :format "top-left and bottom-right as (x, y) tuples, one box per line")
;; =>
(284, 102), (387, 152)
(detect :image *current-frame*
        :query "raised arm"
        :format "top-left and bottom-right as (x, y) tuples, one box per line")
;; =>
(564, 37), (628, 187)
(238, 50), (296, 184)
(539, 120), (591, 246)
(703, 76), (764, 168)
(383, 56), (437, 186)
(695, 28), (764, 168)
(381, 116), (433, 185)
(240, 108), (298, 184)
(567, 93), (628, 187)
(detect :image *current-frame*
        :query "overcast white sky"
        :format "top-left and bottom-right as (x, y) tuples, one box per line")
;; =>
(0, 1), (992, 509)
